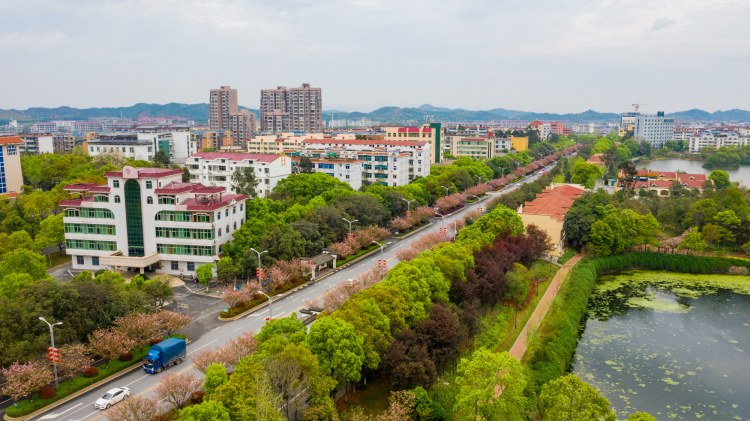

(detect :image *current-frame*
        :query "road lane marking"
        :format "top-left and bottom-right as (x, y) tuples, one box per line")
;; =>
(37, 403), (82, 419)
(186, 339), (217, 355)
(124, 374), (149, 387)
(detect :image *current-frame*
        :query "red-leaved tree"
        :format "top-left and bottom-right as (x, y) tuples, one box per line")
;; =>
(89, 328), (136, 366)
(155, 372), (201, 410)
(57, 343), (93, 381)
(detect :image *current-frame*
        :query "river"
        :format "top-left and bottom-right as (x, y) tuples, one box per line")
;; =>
(572, 270), (750, 420)
(636, 159), (750, 186)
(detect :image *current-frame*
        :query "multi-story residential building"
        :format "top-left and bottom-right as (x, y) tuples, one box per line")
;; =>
(247, 132), (355, 155)
(191, 130), (234, 151)
(383, 123), (444, 163)
(304, 158), (364, 190)
(53, 134), (77, 154)
(449, 136), (495, 159)
(209, 86), (238, 132)
(260, 84), (323, 132)
(0, 136), (24, 195)
(87, 133), (155, 160)
(186, 152), (291, 198)
(73, 121), (102, 133)
(495, 137), (512, 153)
(60, 166), (247, 275)
(634, 112), (675, 148)
(32, 122), (57, 134)
(137, 127), (197, 162)
(299, 138), (430, 187)
(19, 134), (54, 154)
(229, 110), (257, 144)
(688, 131), (750, 152)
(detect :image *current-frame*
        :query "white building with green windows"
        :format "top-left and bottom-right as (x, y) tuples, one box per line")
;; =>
(60, 166), (247, 275)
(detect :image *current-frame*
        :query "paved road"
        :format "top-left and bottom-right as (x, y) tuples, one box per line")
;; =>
(20, 167), (552, 421)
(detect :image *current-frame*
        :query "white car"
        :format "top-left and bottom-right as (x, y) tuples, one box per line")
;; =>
(94, 387), (130, 410)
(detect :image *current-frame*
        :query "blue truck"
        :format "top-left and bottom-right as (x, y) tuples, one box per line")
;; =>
(143, 338), (187, 374)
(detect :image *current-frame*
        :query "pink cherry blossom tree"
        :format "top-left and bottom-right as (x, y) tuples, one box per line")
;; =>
(155, 372), (201, 410)
(57, 343), (93, 381)
(105, 395), (161, 421)
(0, 361), (53, 402)
(89, 328), (136, 366)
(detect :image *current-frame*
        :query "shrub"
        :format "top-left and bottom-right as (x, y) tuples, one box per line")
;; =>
(190, 390), (205, 404)
(39, 385), (56, 399)
(82, 366), (99, 378)
(118, 351), (133, 362)
(149, 338), (163, 346)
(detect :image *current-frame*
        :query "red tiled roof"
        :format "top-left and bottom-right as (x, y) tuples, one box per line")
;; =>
(677, 173), (706, 182)
(0, 136), (23, 145)
(303, 138), (428, 147)
(105, 167), (183, 178)
(181, 194), (247, 211)
(522, 184), (587, 222)
(154, 182), (202, 194)
(192, 186), (225, 194)
(192, 152), (279, 163)
(64, 183), (102, 192)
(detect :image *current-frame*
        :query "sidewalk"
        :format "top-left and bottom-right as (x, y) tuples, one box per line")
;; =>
(508, 253), (583, 361)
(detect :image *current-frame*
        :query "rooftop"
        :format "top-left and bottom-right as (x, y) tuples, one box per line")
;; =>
(521, 184), (587, 222)
(303, 138), (428, 147)
(192, 152), (280, 163)
(105, 167), (184, 179)
(181, 193), (247, 211)
(0, 136), (24, 145)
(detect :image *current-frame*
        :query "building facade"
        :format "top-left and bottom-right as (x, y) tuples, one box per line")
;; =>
(87, 133), (155, 160)
(383, 123), (443, 163)
(518, 184), (587, 257)
(260, 84), (323, 132)
(60, 166), (247, 275)
(18, 134), (54, 154)
(53, 134), (77, 154)
(209, 86), (238, 132)
(304, 158), (364, 190)
(186, 152), (291, 198)
(0, 136), (24, 195)
(634, 112), (675, 148)
(448, 136), (496, 159)
(687, 131), (750, 152)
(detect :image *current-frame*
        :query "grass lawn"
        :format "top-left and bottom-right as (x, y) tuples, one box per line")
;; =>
(337, 243), (379, 266)
(336, 375), (392, 417)
(557, 248), (576, 265)
(7, 346), (150, 417)
(47, 251), (71, 268)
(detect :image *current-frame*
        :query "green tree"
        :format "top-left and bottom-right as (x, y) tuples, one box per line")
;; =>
(231, 167), (260, 198)
(701, 223), (723, 247)
(538, 374), (616, 421)
(34, 213), (65, 252)
(0, 249), (48, 280)
(141, 277), (174, 310)
(678, 227), (708, 253)
(627, 412), (657, 421)
(179, 400), (231, 421)
(298, 156), (314, 173)
(203, 363), (228, 398)
(708, 170), (731, 190)
(305, 315), (364, 383)
(454, 349), (527, 421)
(152, 149), (171, 167)
(332, 297), (391, 371)
(256, 313), (307, 354)
(216, 256), (242, 285)
(211, 356), (283, 421)
(196, 263), (214, 288)
(571, 161), (604, 189)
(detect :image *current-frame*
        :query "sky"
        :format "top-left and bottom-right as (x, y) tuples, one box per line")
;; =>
(1, 0), (749, 113)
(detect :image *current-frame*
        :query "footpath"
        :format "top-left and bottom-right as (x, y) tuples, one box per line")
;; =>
(509, 253), (583, 361)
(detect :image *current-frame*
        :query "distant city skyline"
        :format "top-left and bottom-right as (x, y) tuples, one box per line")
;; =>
(2, 0), (749, 113)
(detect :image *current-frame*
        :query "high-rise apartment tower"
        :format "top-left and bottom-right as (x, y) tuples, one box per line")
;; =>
(260, 83), (323, 133)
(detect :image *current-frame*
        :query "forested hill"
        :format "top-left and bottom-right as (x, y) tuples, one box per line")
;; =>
(2, 103), (749, 124)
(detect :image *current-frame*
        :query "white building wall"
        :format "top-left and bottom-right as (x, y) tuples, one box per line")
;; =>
(635, 113), (675, 148)
(187, 154), (291, 197)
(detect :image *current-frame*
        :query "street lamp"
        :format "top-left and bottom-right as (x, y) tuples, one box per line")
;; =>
(249, 247), (268, 270)
(442, 185), (451, 196)
(39, 316), (62, 388)
(372, 240), (385, 255)
(342, 218), (358, 235)
(477, 175), (484, 184)
(258, 291), (273, 320)
(401, 198), (415, 212)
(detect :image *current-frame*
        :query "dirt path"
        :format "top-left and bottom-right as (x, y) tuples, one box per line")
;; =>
(508, 253), (583, 361)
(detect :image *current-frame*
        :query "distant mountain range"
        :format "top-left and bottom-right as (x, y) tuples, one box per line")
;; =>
(2, 103), (749, 125)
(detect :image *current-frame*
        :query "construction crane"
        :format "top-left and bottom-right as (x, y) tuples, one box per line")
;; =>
(631, 103), (646, 113)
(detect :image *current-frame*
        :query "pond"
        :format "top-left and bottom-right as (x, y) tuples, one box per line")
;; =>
(636, 159), (750, 187)
(572, 270), (750, 420)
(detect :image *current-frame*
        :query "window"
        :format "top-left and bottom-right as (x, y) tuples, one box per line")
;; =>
(76, 256), (84, 265)
(226, 224), (229, 233)
(233, 221), (237, 230)
(145, 181), (153, 189)
(113, 180), (120, 188)
(240, 203), (244, 211)
(216, 212), (221, 220)
(218, 228), (222, 236)
(187, 262), (195, 271)
(7, 145), (16, 155)
(225, 209), (229, 217)
(92, 256), (100, 266)
(171, 261), (179, 270)
(233, 206), (236, 214)
(114, 195), (121, 203)
(147, 196), (153, 204)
